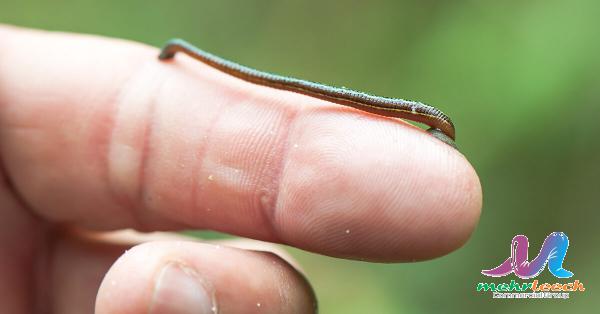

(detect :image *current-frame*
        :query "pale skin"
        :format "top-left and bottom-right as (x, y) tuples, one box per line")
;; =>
(0, 25), (482, 313)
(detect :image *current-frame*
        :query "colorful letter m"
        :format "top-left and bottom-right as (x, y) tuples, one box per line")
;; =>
(482, 232), (573, 279)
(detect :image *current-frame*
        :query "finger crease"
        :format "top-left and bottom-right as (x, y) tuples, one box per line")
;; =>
(257, 106), (301, 243)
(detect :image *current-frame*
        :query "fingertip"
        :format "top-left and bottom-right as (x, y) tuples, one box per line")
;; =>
(95, 241), (316, 314)
(274, 112), (482, 261)
(408, 136), (483, 260)
(417, 147), (482, 259)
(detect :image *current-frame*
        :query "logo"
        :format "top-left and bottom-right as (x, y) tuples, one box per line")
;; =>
(482, 231), (572, 279)
(476, 232), (585, 299)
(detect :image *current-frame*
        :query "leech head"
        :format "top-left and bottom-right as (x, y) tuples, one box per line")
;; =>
(158, 50), (176, 60)
(426, 128), (458, 150)
(158, 38), (189, 60)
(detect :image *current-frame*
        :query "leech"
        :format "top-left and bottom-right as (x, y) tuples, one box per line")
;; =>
(158, 39), (457, 149)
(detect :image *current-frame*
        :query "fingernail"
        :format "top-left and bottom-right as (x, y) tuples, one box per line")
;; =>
(151, 262), (216, 314)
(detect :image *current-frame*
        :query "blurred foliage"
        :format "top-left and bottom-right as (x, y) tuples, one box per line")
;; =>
(2, 0), (598, 312)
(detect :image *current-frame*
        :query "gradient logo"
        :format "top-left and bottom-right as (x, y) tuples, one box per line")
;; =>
(482, 232), (573, 279)
(476, 232), (584, 299)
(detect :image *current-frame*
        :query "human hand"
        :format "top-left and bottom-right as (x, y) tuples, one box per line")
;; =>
(0, 25), (481, 313)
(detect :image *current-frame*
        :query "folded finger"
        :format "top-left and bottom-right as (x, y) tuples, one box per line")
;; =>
(95, 241), (315, 314)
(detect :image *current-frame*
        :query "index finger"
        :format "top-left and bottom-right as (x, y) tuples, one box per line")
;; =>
(0, 25), (481, 262)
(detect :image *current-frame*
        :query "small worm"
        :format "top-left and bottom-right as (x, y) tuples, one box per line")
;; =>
(158, 38), (457, 148)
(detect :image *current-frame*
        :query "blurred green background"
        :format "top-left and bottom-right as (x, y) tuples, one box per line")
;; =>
(2, 0), (598, 312)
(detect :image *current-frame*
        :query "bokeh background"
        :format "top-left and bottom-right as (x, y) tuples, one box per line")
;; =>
(2, 0), (598, 312)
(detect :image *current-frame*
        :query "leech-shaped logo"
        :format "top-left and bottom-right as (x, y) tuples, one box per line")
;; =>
(482, 232), (574, 279)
